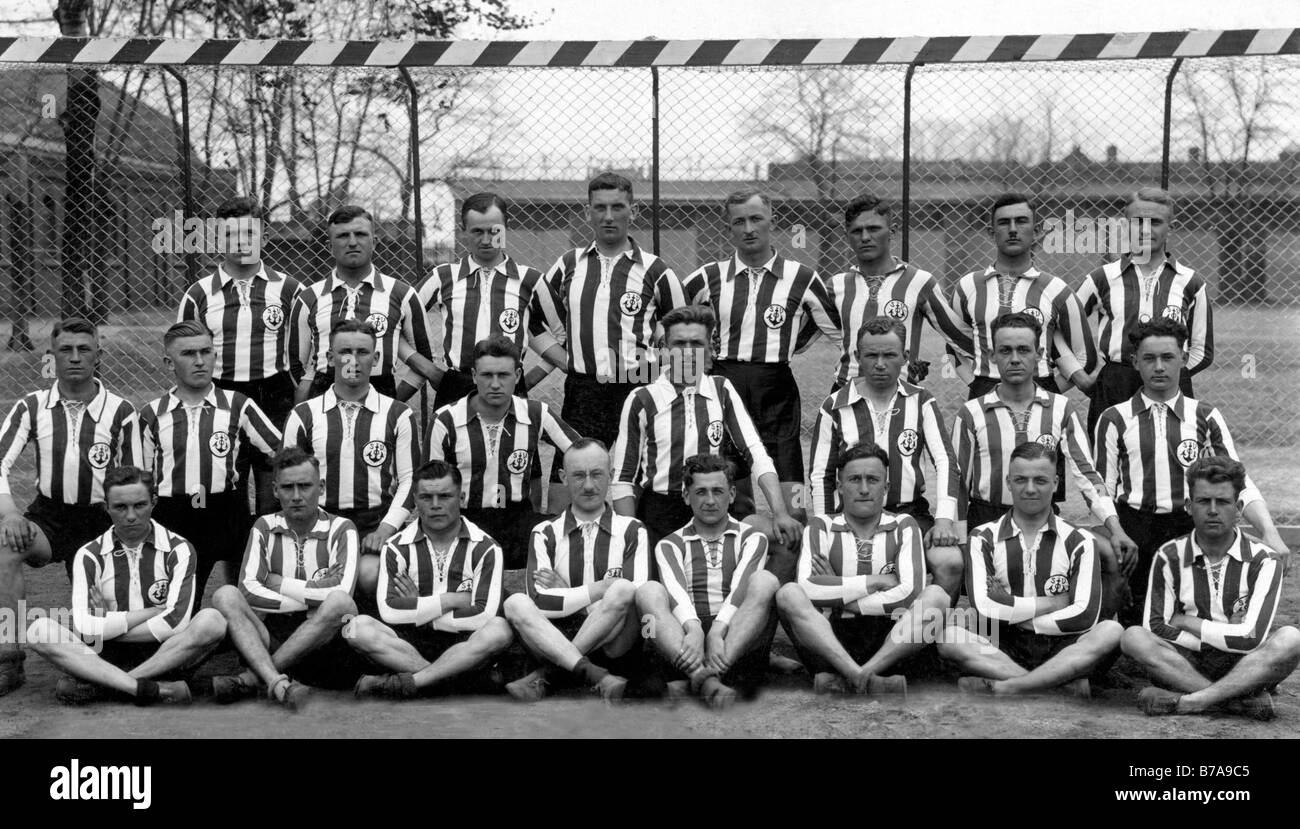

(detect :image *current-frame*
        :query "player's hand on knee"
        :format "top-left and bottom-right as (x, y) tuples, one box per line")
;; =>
(926, 518), (960, 548)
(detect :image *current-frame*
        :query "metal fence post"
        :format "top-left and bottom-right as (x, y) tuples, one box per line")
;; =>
(1161, 58), (1183, 190)
(162, 66), (196, 285)
(651, 66), (661, 255)
(398, 66), (429, 435)
(902, 62), (918, 261)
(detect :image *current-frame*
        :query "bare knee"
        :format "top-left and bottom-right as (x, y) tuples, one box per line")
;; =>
(190, 608), (228, 644)
(775, 582), (809, 616)
(746, 570), (780, 603)
(604, 578), (636, 609)
(318, 590), (358, 623)
(503, 592), (538, 623)
(477, 616), (514, 651)
(1266, 626), (1300, 660)
(1120, 624), (1158, 657)
(24, 617), (63, 654)
(211, 584), (245, 614)
(342, 614), (382, 649)
(1088, 619), (1124, 649)
(919, 583), (951, 609)
(635, 580), (668, 611)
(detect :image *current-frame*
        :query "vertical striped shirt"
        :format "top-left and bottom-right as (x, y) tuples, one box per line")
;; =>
(1077, 253), (1214, 374)
(415, 255), (564, 372)
(823, 259), (974, 386)
(377, 517), (502, 632)
(239, 510), (359, 614)
(655, 516), (768, 626)
(1144, 530), (1282, 654)
(683, 252), (842, 363)
(138, 385), (282, 498)
(71, 520), (197, 643)
(287, 267), (432, 379)
(611, 373), (777, 501)
(527, 507), (649, 618)
(1095, 392), (1263, 515)
(948, 266), (1098, 381)
(808, 379), (961, 519)
(427, 395), (580, 510)
(965, 512), (1101, 635)
(952, 385), (1116, 522)
(283, 387), (418, 530)
(176, 264), (303, 382)
(0, 381), (140, 506)
(796, 512), (924, 618)
(544, 238), (685, 379)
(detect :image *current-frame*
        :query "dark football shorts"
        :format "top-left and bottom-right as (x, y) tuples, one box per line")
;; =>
(261, 610), (367, 690)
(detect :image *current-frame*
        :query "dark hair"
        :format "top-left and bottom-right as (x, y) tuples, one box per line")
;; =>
(471, 334), (522, 370)
(682, 453), (735, 488)
(163, 320), (213, 349)
(991, 311), (1043, 346)
(724, 188), (772, 216)
(1009, 441), (1056, 465)
(1186, 455), (1247, 499)
(1129, 317), (1188, 351)
(565, 437), (609, 459)
(215, 196), (260, 221)
(1126, 186), (1175, 219)
(330, 318), (378, 345)
(990, 191), (1035, 228)
(415, 458), (462, 489)
(835, 442), (889, 480)
(51, 317), (97, 347)
(327, 204), (373, 226)
(461, 192), (509, 228)
(588, 172), (633, 203)
(844, 193), (891, 228)
(103, 465), (155, 498)
(855, 316), (907, 351)
(661, 304), (716, 341)
(271, 447), (320, 479)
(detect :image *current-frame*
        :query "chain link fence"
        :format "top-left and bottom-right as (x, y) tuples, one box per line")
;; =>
(1, 52), (1297, 517)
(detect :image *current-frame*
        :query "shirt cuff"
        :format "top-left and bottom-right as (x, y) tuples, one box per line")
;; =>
(935, 496), (958, 523)
(380, 508), (409, 534)
(715, 604), (737, 627)
(672, 603), (698, 626)
(610, 482), (637, 502)
(530, 332), (559, 355)
(280, 578), (307, 603)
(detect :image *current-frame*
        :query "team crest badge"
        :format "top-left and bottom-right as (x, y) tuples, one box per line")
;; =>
(897, 429), (919, 456)
(312, 567), (331, 581)
(1138, 312), (1152, 323)
(1162, 305), (1184, 323)
(506, 449), (530, 474)
(261, 304), (285, 331)
(208, 431), (232, 457)
(620, 292), (644, 315)
(883, 300), (908, 320)
(1036, 434), (1057, 452)
(879, 561), (897, 575)
(457, 579), (474, 593)
(603, 567), (623, 579)
(147, 579), (169, 605)
(763, 304), (787, 329)
(364, 312), (389, 336)
(86, 442), (112, 469)
(1232, 596), (1249, 615)
(498, 308), (520, 334)
(1045, 574), (1070, 595)
(1175, 439), (1201, 468)
(706, 420), (725, 447)
(362, 440), (388, 467)
(1021, 307), (1045, 325)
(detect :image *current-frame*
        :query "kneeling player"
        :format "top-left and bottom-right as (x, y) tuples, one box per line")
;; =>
(26, 466), (225, 705)
(940, 442), (1121, 696)
(346, 460), (512, 698)
(503, 439), (648, 703)
(208, 448), (360, 709)
(637, 454), (778, 707)
(777, 443), (947, 696)
(1122, 457), (1299, 720)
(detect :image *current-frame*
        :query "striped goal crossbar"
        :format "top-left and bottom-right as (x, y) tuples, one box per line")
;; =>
(0, 29), (1297, 67)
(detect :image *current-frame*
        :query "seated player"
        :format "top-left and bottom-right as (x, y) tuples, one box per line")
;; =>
(940, 442), (1122, 696)
(345, 460), (512, 698)
(25, 466), (226, 705)
(777, 443), (947, 696)
(503, 439), (648, 703)
(1122, 456), (1299, 720)
(636, 454), (780, 707)
(207, 448), (360, 709)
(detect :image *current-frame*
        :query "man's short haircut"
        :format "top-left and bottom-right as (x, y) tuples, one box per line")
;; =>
(471, 334), (522, 370)
(835, 442), (889, 480)
(990, 191), (1035, 227)
(163, 320), (213, 349)
(271, 447), (320, 479)
(51, 317), (97, 347)
(103, 465), (155, 498)
(566, 437), (610, 460)
(1009, 441), (1057, 466)
(327, 204), (373, 226)
(329, 318), (378, 345)
(215, 196), (261, 221)
(1126, 186), (1175, 218)
(683, 453), (735, 488)
(856, 316), (907, 351)
(588, 172), (633, 202)
(991, 311), (1043, 346)
(1186, 455), (1247, 499)
(724, 188), (772, 216)
(461, 192), (509, 227)
(1129, 317), (1188, 351)
(844, 193), (891, 228)
(661, 304), (716, 341)
(415, 458), (462, 489)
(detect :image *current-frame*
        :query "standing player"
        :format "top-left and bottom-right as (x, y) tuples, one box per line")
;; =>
(288, 205), (437, 403)
(283, 319), (419, 598)
(1095, 318), (1289, 624)
(636, 454), (780, 707)
(682, 189), (842, 517)
(809, 317), (964, 597)
(177, 196), (302, 514)
(948, 192), (1097, 398)
(414, 192), (566, 408)
(542, 172), (686, 448)
(940, 443), (1123, 697)
(426, 336), (580, 569)
(0, 318), (139, 695)
(139, 321), (282, 599)
(26, 466), (226, 705)
(1077, 188), (1213, 434)
(207, 448), (359, 709)
(502, 439), (649, 703)
(345, 460), (513, 699)
(823, 194), (973, 390)
(776, 443), (948, 696)
(1122, 457), (1299, 720)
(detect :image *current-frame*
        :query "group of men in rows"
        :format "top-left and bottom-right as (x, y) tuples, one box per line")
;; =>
(0, 173), (1295, 718)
